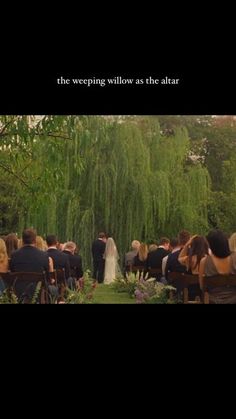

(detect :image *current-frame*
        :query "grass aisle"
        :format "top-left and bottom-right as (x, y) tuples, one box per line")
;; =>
(93, 284), (136, 304)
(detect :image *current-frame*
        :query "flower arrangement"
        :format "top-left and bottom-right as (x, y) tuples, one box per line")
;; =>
(134, 278), (176, 304)
(112, 271), (147, 297)
(65, 271), (96, 304)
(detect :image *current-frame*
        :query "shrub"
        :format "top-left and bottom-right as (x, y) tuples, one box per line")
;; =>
(65, 271), (96, 304)
(112, 271), (148, 297)
(134, 278), (176, 304)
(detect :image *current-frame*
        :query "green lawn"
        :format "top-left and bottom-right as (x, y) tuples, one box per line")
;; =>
(93, 284), (136, 304)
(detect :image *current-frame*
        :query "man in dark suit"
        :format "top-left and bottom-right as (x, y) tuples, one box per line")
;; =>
(10, 228), (50, 301)
(10, 228), (49, 273)
(147, 237), (170, 279)
(92, 232), (107, 283)
(63, 241), (83, 279)
(46, 235), (71, 282)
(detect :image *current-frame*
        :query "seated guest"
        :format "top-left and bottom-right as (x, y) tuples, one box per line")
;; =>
(46, 235), (70, 282)
(147, 237), (170, 270)
(148, 243), (158, 252)
(178, 235), (209, 300)
(9, 228), (51, 302)
(199, 230), (236, 304)
(147, 237), (170, 280)
(0, 238), (9, 273)
(36, 235), (47, 251)
(5, 233), (18, 258)
(0, 238), (9, 295)
(133, 243), (148, 277)
(162, 238), (179, 278)
(133, 243), (148, 267)
(63, 241), (83, 285)
(124, 240), (140, 272)
(229, 232), (236, 253)
(36, 235), (53, 272)
(165, 230), (190, 279)
(178, 235), (209, 275)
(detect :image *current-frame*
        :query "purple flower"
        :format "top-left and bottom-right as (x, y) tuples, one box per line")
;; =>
(134, 289), (144, 303)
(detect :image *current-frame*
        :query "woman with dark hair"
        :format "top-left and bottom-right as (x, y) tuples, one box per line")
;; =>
(199, 230), (236, 303)
(178, 235), (209, 300)
(179, 235), (209, 274)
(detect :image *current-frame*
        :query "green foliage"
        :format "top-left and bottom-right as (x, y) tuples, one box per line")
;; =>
(65, 271), (95, 304)
(0, 289), (18, 304)
(134, 278), (176, 304)
(2, 115), (230, 269)
(0, 282), (42, 304)
(31, 281), (42, 304)
(112, 271), (144, 296)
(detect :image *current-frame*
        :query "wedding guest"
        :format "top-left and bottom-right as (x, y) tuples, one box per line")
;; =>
(92, 232), (107, 283)
(229, 232), (236, 253)
(63, 241), (83, 285)
(0, 238), (8, 294)
(199, 230), (236, 303)
(124, 240), (140, 272)
(0, 238), (9, 273)
(10, 229), (50, 301)
(5, 233), (18, 258)
(178, 235), (209, 275)
(46, 235), (70, 280)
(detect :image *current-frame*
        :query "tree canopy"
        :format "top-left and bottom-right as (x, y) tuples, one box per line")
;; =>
(0, 115), (235, 267)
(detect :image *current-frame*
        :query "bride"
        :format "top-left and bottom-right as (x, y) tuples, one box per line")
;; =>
(104, 237), (120, 284)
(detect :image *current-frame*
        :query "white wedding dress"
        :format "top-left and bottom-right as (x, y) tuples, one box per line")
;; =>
(104, 256), (117, 284)
(104, 238), (120, 284)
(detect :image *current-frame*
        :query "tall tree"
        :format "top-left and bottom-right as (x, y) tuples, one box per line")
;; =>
(0, 115), (211, 267)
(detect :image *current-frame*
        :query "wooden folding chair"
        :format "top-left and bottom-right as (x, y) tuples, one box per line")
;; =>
(148, 267), (163, 280)
(168, 272), (201, 304)
(2, 271), (47, 304)
(54, 268), (67, 301)
(201, 274), (236, 304)
(130, 265), (147, 279)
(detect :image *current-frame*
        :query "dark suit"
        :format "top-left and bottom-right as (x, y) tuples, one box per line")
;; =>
(92, 239), (106, 282)
(9, 245), (50, 301)
(10, 245), (49, 273)
(147, 247), (170, 269)
(47, 248), (70, 279)
(63, 250), (83, 279)
(165, 249), (187, 279)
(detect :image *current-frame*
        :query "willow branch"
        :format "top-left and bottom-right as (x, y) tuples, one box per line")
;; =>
(0, 118), (16, 136)
(0, 162), (31, 190)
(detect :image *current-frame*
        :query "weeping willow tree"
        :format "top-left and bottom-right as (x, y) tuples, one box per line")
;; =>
(0, 115), (211, 268)
(52, 116), (210, 267)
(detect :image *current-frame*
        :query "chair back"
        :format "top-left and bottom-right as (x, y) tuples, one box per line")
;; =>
(202, 274), (236, 304)
(168, 272), (200, 303)
(1, 271), (46, 303)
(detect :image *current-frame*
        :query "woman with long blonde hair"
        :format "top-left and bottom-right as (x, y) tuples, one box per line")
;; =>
(0, 238), (9, 272)
(229, 232), (236, 253)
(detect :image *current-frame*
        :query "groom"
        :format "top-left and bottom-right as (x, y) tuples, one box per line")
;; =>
(92, 232), (107, 283)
